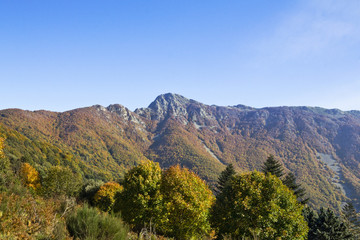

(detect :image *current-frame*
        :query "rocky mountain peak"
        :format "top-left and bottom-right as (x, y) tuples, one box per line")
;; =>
(135, 93), (196, 121)
(148, 93), (191, 111)
(107, 104), (128, 115)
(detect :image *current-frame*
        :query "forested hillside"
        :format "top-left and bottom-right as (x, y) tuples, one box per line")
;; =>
(1, 93), (360, 211)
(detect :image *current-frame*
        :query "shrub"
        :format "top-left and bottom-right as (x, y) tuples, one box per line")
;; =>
(66, 204), (129, 240)
(0, 192), (59, 239)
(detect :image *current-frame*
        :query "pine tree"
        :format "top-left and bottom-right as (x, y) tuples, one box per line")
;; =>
(303, 206), (317, 229)
(215, 163), (235, 195)
(261, 155), (284, 178)
(342, 202), (360, 239)
(307, 207), (352, 240)
(211, 164), (236, 239)
(283, 172), (309, 204)
(262, 155), (310, 204)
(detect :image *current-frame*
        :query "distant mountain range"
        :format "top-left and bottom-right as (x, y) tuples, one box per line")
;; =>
(1, 93), (360, 211)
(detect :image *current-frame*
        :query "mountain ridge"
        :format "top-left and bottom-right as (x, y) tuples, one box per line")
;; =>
(1, 93), (360, 211)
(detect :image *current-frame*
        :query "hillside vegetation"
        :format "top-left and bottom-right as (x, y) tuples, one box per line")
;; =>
(1, 93), (360, 212)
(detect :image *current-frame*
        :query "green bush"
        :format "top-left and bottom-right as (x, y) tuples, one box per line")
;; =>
(66, 204), (129, 240)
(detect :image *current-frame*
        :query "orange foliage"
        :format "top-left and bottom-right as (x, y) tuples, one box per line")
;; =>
(19, 163), (41, 191)
(0, 136), (4, 159)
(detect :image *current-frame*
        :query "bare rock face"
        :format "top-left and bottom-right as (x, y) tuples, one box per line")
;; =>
(107, 104), (144, 124)
(107, 104), (129, 118)
(136, 93), (191, 121)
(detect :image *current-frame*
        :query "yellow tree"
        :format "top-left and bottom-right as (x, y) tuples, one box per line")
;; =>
(114, 160), (163, 232)
(161, 165), (214, 239)
(0, 136), (4, 159)
(93, 182), (123, 212)
(19, 162), (41, 191)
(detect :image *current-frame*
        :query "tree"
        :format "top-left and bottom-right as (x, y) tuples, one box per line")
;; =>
(79, 179), (104, 204)
(212, 170), (308, 239)
(19, 162), (41, 191)
(93, 182), (123, 212)
(262, 155), (309, 204)
(215, 163), (235, 195)
(161, 165), (214, 239)
(306, 207), (352, 240)
(283, 172), (309, 204)
(261, 155), (284, 178)
(41, 166), (81, 197)
(0, 136), (13, 191)
(342, 202), (360, 239)
(0, 136), (4, 159)
(113, 160), (163, 232)
(211, 164), (236, 239)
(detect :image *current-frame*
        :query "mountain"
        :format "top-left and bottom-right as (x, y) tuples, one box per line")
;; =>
(1, 93), (360, 211)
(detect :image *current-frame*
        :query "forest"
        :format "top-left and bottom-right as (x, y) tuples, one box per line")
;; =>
(1, 135), (359, 240)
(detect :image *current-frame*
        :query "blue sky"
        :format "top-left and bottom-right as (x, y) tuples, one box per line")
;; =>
(1, 0), (360, 112)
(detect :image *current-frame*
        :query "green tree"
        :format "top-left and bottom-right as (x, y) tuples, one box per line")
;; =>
(0, 136), (12, 191)
(161, 165), (214, 239)
(342, 202), (360, 239)
(262, 155), (309, 205)
(306, 207), (352, 240)
(79, 179), (104, 204)
(261, 154), (284, 178)
(41, 166), (81, 197)
(283, 172), (309, 204)
(113, 160), (163, 232)
(211, 164), (236, 239)
(213, 170), (308, 239)
(215, 163), (235, 195)
(303, 206), (317, 230)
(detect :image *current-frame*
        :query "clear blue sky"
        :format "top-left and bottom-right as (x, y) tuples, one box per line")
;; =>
(1, 0), (360, 112)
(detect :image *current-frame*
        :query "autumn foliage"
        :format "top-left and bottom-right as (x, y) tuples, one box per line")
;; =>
(0, 137), (4, 159)
(114, 160), (163, 232)
(19, 163), (41, 191)
(93, 181), (123, 212)
(161, 165), (214, 239)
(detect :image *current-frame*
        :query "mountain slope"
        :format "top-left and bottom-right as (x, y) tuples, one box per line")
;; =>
(1, 93), (360, 211)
